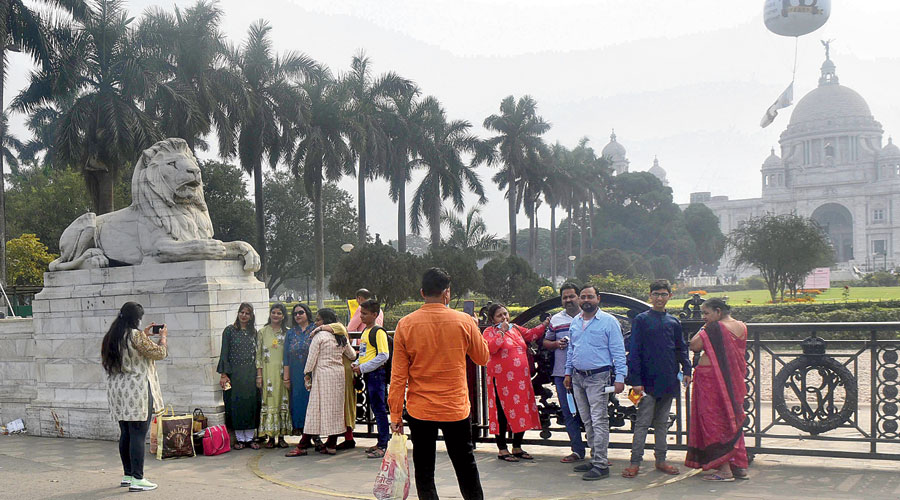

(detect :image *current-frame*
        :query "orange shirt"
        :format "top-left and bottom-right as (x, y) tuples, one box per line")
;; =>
(388, 303), (489, 423)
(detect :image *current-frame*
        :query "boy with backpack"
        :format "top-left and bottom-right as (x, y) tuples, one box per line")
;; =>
(352, 299), (392, 458)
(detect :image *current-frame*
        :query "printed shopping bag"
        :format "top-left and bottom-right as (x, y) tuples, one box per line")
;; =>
(373, 433), (410, 500)
(156, 411), (196, 460)
(202, 425), (231, 456)
(149, 406), (173, 455)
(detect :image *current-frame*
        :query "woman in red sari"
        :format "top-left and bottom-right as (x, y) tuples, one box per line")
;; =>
(483, 304), (548, 462)
(685, 298), (749, 481)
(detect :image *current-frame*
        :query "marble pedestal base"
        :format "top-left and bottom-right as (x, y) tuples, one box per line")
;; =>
(27, 260), (268, 440)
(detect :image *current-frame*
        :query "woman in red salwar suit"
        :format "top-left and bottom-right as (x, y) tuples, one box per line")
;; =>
(686, 297), (749, 481)
(483, 304), (549, 462)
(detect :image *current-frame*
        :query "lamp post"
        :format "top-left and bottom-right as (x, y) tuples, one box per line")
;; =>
(341, 243), (355, 254)
(568, 255), (576, 279)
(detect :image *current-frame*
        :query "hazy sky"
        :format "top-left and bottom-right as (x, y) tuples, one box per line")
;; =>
(7, 1), (900, 243)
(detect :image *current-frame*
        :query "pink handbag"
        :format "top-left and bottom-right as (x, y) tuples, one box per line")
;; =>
(202, 425), (231, 456)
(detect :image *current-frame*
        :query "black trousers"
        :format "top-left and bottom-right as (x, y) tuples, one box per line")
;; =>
(407, 414), (484, 500)
(118, 389), (153, 479)
(495, 392), (524, 450)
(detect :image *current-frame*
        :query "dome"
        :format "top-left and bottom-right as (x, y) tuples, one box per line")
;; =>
(648, 156), (666, 177)
(601, 130), (626, 159)
(788, 84), (873, 126)
(763, 147), (781, 168)
(883, 137), (900, 158)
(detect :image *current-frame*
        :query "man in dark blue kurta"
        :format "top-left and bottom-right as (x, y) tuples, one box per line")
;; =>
(623, 280), (692, 478)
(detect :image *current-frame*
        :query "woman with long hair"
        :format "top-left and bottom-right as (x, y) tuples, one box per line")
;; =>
(482, 303), (548, 462)
(284, 303), (316, 456)
(302, 308), (358, 455)
(102, 302), (166, 492)
(217, 303), (260, 449)
(256, 303), (292, 448)
(685, 298), (749, 481)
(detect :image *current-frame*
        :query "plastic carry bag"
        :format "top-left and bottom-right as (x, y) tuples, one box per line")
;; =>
(373, 433), (410, 500)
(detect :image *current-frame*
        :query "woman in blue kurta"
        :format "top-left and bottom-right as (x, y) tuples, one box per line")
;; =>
(283, 303), (316, 456)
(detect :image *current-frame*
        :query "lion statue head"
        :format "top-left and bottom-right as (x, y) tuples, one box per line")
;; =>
(132, 138), (214, 242)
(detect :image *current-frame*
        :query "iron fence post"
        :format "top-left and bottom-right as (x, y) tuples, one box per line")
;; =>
(870, 328), (877, 455)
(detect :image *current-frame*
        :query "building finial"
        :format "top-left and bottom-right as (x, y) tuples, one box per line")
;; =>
(610, 128), (616, 142)
(819, 39), (839, 86)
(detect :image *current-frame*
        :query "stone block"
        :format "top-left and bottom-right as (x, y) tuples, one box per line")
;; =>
(43, 269), (90, 287)
(48, 298), (84, 313)
(149, 292), (188, 308)
(187, 291), (217, 306)
(82, 296), (115, 311)
(31, 300), (51, 313)
(216, 289), (242, 304)
(131, 279), (169, 294)
(90, 266), (135, 284)
(44, 363), (75, 383)
(114, 294), (151, 309)
(72, 364), (103, 384)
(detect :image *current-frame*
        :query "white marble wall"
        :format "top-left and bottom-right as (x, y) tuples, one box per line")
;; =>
(7, 260), (269, 440)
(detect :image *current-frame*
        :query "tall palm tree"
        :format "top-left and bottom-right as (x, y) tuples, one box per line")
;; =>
(137, 0), (241, 153)
(290, 65), (354, 308)
(477, 95), (550, 258)
(0, 113), (23, 173)
(411, 99), (485, 250)
(384, 84), (427, 253)
(1, 0), (88, 284)
(543, 142), (570, 281)
(342, 50), (413, 246)
(14, 0), (161, 215)
(223, 19), (315, 278)
(441, 205), (500, 257)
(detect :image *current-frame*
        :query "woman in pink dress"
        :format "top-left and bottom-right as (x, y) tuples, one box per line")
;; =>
(483, 303), (549, 462)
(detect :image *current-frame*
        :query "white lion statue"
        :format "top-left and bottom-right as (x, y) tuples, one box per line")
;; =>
(49, 138), (261, 272)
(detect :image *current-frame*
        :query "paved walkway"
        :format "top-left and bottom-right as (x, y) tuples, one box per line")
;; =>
(1, 434), (899, 499)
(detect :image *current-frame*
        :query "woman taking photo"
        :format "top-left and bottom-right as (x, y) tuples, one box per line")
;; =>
(217, 303), (260, 449)
(302, 308), (357, 455)
(482, 303), (548, 462)
(256, 303), (292, 448)
(102, 302), (166, 492)
(283, 303), (316, 457)
(685, 298), (749, 481)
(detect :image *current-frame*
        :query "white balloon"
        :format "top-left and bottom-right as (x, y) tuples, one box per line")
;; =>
(764, 0), (831, 37)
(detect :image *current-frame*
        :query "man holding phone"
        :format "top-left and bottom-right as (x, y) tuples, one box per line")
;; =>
(542, 283), (587, 463)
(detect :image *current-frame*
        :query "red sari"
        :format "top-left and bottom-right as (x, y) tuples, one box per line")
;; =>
(685, 320), (749, 471)
(484, 323), (546, 434)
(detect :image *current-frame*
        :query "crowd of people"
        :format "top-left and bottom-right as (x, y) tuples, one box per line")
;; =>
(100, 268), (749, 496)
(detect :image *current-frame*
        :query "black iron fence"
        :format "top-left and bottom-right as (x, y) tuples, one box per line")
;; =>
(350, 297), (900, 461)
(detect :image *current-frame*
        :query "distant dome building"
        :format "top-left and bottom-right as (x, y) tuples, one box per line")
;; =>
(690, 46), (898, 274)
(648, 156), (668, 186)
(601, 130), (630, 175)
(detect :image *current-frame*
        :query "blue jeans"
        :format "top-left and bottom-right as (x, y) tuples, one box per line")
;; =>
(365, 368), (390, 448)
(553, 376), (586, 458)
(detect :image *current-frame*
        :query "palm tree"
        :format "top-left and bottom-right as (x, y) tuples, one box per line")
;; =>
(477, 95), (550, 258)
(543, 142), (570, 281)
(290, 65), (354, 308)
(14, 0), (161, 215)
(441, 206), (500, 258)
(137, 0), (242, 153)
(1, 0), (88, 284)
(342, 50), (413, 246)
(0, 113), (23, 173)
(384, 84), (427, 253)
(223, 19), (316, 278)
(410, 98), (485, 249)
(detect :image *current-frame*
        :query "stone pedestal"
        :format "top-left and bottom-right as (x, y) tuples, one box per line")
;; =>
(28, 260), (268, 440)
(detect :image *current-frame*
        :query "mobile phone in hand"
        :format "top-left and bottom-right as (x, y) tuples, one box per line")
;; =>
(463, 300), (475, 316)
(152, 324), (165, 334)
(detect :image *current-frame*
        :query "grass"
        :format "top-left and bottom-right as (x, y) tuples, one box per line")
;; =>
(677, 286), (900, 305)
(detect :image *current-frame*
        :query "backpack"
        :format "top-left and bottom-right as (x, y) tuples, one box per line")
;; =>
(367, 325), (394, 381)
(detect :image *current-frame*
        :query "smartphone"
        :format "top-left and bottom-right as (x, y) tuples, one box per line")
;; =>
(151, 324), (165, 334)
(463, 300), (475, 316)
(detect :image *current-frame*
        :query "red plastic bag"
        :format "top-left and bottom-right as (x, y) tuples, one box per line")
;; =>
(373, 433), (410, 500)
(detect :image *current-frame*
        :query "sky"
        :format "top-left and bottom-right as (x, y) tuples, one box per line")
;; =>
(7, 0), (900, 244)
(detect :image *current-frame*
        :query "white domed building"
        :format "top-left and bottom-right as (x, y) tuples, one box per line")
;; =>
(601, 130), (630, 175)
(691, 49), (899, 273)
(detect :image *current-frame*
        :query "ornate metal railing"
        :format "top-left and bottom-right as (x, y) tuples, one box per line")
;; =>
(350, 301), (900, 461)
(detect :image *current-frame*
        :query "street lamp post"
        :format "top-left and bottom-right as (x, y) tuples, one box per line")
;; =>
(568, 255), (576, 279)
(341, 243), (355, 254)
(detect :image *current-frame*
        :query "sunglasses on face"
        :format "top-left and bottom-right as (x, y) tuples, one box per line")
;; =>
(294, 311), (305, 316)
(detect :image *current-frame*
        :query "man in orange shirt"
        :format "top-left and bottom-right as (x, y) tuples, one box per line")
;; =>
(389, 267), (489, 500)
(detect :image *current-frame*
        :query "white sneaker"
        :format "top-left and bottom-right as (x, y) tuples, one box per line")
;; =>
(120, 475), (133, 487)
(128, 478), (158, 492)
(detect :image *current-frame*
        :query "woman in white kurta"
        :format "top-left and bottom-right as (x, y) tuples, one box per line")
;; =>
(102, 301), (166, 492)
(303, 308), (357, 454)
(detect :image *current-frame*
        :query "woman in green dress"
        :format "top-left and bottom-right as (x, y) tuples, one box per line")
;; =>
(217, 303), (260, 449)
(256, 303), (292, 448)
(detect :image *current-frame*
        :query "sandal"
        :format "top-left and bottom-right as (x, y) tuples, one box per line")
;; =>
(622, 465), (640, 478)
(497, 453), (519, 462)
(512, 450), (533, 460)
(233, 442), (246, 450)
(319, 447), (337, 455)
(335, 440), (356, 450)
(264, 438), (275, 449)
(249, 442), (260, 450)
(277, 438), (289, 448)
(655, 463), (680, 475)
(366, 447), (386, 459)
(730, 466), (749, 480)
(285, 447), (308, 457)
(560, 453), (583, 463)
(702, 474), (735, 482)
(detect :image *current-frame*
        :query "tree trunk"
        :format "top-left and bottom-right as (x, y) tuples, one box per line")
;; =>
(579, 202), (586, 258)
(253, 161), (267, 279)
(357, 157), (367, 246)
(90, 169), (115, 215)
(507, 169), (517, 257)
(430, 195), (441, 250)
(314, 180), (325, 309)
(528, 207), (535, 269)
(550, 205), (557, 284)
(588, 201), (595, 253)
(533, 210), (539, 275)
(566, 201), (573, 278)
(0, 79), (6, 285)
(397, 181), (407, 253)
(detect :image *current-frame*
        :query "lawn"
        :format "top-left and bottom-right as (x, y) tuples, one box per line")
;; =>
(677, 286), (900, 305)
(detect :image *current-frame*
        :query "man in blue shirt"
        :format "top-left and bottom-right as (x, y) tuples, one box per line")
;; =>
(542, 283), (587, 463)
(623, 280), (692, 479)
(564, 284), (627, 481)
